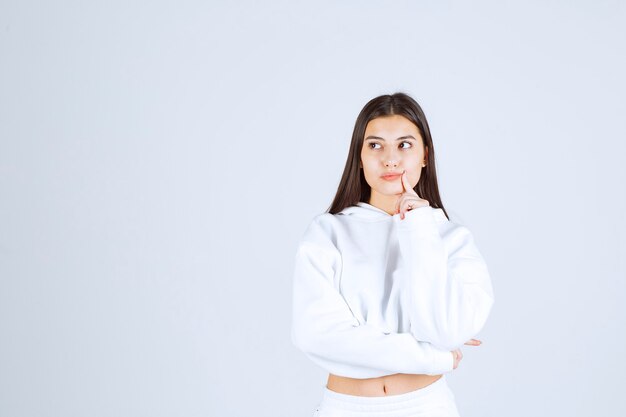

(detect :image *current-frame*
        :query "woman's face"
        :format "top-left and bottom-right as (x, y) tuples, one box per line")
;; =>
(360, 115), (428, 202)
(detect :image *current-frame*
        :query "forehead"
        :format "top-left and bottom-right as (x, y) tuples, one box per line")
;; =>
(364, 115), (420, 136)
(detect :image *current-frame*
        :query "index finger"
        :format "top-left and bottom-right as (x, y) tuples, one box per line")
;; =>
(401, 170), (411, 193)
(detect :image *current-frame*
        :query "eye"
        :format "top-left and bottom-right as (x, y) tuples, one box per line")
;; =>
(368, 142), (381, 150)
(400, 141), (412, 149)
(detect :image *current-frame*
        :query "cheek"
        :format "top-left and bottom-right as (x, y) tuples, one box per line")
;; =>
(406, 152), (423, 166)
(403, 164), (421, 184)
(362, 165), (375, 181)
(408, 161), (424, 178)
(361, 162), (380, 184)
(361, 157), (375, 173)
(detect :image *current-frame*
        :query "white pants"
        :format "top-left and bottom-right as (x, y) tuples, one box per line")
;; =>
(312, 375), (461, 417)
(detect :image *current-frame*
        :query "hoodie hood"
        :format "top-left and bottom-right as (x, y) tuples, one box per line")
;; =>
(338, 201), (447, 222)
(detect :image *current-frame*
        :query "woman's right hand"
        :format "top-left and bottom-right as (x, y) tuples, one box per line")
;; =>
(451, 338), (482, 369)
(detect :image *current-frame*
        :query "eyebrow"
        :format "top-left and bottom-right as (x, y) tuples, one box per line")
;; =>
(364, 135), (417, 141)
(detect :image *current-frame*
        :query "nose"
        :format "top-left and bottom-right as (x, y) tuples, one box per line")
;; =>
(382, 147), (402, 168)
(385, 159), (398, 168)
(384, 150), (400, 168)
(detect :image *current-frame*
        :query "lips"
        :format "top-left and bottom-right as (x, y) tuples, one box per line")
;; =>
(381, 173), (402, 180)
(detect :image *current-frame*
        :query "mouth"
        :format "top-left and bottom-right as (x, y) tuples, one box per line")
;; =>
(380, 173), (402, 181)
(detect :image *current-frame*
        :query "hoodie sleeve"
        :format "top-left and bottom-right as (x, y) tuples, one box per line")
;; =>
(291, 216), (455, 379)
(394, 206), (495, 352)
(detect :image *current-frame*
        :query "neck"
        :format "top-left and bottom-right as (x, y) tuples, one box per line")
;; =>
(368, 192), (399, 216)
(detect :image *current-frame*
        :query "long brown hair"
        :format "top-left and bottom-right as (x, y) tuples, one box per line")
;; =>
(327, 92), (449, 220)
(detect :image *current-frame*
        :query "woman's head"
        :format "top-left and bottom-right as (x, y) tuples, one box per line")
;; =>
(328, 92), (448, 219)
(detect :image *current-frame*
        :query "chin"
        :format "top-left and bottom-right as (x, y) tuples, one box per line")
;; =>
(375, 183), (403, 195)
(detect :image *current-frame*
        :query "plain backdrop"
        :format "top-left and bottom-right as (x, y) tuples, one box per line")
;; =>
(1, 1), (625, 416)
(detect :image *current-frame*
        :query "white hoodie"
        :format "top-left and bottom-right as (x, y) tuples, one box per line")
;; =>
(290, 202), (495, 379)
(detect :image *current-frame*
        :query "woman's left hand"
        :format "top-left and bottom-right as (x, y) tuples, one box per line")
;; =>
(396, 170), (430, 219)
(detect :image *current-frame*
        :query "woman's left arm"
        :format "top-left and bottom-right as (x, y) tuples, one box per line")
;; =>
(394, 206), (495, 352)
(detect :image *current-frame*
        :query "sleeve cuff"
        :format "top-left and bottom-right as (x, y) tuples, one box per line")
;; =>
(428, 347), (455, 375)
(394, 205), (438, 232)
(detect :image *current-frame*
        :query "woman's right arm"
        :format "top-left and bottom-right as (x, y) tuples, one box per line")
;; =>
(290, 217), (455, 379)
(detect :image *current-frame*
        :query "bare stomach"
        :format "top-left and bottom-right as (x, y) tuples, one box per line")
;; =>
(326, 373), (443, 397)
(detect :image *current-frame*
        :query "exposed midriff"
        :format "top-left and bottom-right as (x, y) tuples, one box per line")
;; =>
(326, 373), (443, 397)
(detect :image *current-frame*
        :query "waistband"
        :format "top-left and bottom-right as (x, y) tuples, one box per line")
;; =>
(320, 375), (451, 413)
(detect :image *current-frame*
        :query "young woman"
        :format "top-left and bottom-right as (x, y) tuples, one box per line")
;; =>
(291, 92), (495, 417)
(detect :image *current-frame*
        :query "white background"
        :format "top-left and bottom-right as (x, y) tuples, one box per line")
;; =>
(1, 1), (624, 416)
